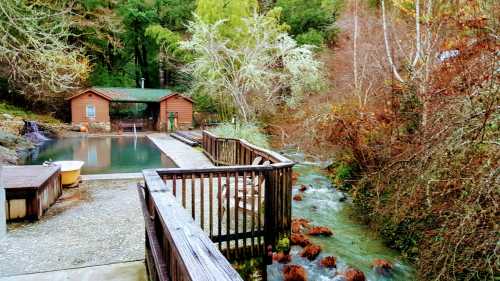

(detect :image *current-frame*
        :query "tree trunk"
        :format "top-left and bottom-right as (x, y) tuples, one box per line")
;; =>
(381, 0), (404, 83)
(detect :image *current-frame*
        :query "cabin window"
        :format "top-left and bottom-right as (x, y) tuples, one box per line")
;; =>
(86, 104), (96, 118)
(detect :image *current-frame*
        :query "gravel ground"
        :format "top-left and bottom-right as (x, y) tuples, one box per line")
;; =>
(0, 179), (145, 277)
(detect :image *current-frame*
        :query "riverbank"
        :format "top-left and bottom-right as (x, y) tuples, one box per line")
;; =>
(267, 155), (416, 281)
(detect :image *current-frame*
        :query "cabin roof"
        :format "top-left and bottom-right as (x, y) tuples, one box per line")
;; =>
(92, 87), (176, 102)
(67, 87), (193, 103)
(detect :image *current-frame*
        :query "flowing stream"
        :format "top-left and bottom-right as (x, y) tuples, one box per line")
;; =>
(268, 153), (416, 281)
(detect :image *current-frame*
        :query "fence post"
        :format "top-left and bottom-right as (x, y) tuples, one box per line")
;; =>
(0, 165), (6, 239)
(263, 168), (276, 263)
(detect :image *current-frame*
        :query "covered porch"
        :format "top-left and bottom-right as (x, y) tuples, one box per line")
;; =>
(68, 87), (193, 132)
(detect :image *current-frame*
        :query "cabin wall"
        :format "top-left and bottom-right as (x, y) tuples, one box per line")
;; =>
(158, 96), (193, 131)
(70, 91), (110, 131)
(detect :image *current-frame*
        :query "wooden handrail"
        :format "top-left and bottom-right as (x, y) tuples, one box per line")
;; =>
(142, 131), (294, 280)
(143, 170), (243, 281)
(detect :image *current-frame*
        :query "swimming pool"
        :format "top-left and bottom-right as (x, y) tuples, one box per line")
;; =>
(21, 136), (176, 174)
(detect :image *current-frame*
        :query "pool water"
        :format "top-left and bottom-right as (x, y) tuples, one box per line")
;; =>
(21, 137), (176, 174)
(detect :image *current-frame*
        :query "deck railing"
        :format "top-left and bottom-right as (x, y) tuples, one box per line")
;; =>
(201, 131), (294, 248)
(140, 130), (294, 281)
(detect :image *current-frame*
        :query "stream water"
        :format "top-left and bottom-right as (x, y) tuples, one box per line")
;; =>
(268, 154), (416, 281)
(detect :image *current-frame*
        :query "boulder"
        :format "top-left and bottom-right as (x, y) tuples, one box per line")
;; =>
(300, 244), (321, 260)
(372, 259), (392, 276)
(320, 256), (337, 268)
(0, 145), (17, 164)
(308, 226), (333, 236)
(293, 194), (303, 201)
(283, 265), (307, 281)
(344, 268), (366, 281)
(290, 233), (311, 247)
(273, 252), (292, 264)
(299, 184), (308, 192)
(0, 131), (19, 148)
(1, 113), (13, 120)
(292, 218), (310, 233)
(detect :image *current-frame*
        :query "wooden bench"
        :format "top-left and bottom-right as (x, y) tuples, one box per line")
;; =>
(119, 120), (144, 131)
(1, 165), (62, 221)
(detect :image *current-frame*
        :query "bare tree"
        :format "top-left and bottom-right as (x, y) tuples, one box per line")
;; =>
(380, 0), (441, 128)
(182, 13), (324, 121)
(0, 1), (89, 104)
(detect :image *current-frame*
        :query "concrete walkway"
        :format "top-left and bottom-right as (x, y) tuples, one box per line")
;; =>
(0, 261), (146, 281)
(148, 133), (213, 169)
(0, 179), (145, 278)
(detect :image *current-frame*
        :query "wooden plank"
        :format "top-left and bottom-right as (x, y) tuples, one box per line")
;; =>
(200, 173), (205, 230)
(233, 171), (239, 260)
(209, 172), (214, 239)
(217, 173), (222, 251)
(242, 171), (247, 258)
(225, 171), (231, 259)
(172, 175), (177, 197)
(257, 172), (263, 256)
(137, 186), (169, 281)
(250, 171), (256, 257)
(1, 165), (60, 190)
(191, 173), (196, 220)
(182, 174), (186, 208)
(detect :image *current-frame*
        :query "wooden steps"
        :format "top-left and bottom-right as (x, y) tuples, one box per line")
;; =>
(170, 132), (199, 146)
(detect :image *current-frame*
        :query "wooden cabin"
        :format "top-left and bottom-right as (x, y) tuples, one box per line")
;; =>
(67, 87), (194, 132)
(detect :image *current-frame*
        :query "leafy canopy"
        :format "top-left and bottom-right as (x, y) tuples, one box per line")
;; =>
(276, 0), (340, 46)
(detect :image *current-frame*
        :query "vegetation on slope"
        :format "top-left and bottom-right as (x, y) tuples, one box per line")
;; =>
(210, 122), (270, 148)
(269, 0), (499, 279)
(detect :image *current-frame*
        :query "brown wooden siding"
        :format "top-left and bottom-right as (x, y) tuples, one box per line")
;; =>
(70, 91), (110, 125)
(159, 96), (193, 130)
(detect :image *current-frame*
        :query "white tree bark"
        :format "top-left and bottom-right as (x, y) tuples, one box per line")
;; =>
(353, 0), (359, 92)
(381, 0), (405, 82)
(412, 0), (421, 67)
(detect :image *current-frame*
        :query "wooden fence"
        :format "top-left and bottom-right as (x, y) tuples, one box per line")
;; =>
(201, 131), (294, 249)
(140, 131), (294, 280)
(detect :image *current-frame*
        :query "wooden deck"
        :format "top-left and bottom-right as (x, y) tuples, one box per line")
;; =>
(140, 131), (294, 281)
(1, 165), (62, 220)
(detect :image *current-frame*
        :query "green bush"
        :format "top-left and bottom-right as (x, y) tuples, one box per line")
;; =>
(191, 92), (218, 113)
(276, 236), (290, 252)
(0, 102), (61, 124)
(295, 28), (324, 47)
(210, 122), (269, 148)
(232, 258), (262, 280)
(328, 161), (359, 190)
(276, 0), (340, 46)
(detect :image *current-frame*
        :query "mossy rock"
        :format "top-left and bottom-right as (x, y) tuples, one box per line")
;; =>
(0, 145), (18, 164)
(0, 131), (33, 150)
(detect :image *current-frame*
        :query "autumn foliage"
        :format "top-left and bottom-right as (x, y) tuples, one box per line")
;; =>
(271, 1), (498, 280)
